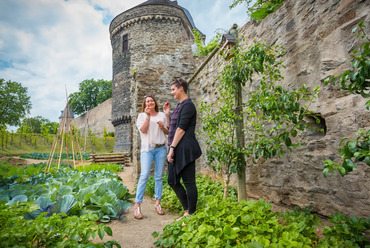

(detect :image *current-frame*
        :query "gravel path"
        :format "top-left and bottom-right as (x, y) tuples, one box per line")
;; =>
(96, 166), (177, 248)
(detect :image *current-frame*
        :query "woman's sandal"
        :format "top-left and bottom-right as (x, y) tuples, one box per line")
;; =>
(134, 205), (143, 219)
(155, 204), (164, 215)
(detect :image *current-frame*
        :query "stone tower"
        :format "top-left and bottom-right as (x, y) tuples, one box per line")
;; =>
(109, 0), (202, 167)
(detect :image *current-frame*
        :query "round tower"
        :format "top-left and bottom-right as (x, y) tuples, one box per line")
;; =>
(109, 0), (202, 167)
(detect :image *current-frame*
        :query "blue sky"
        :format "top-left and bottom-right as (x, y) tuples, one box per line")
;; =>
(0, 0), (248, 124)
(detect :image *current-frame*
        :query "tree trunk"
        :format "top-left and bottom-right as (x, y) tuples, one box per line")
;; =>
(235, 79), (247, 201)
(223, 172), (230, 199)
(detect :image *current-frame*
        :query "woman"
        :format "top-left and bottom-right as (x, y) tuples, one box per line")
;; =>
(164, 78), (202, 219)
(134, 95), (168, 219)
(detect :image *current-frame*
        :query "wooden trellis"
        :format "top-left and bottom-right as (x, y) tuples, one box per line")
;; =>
(44, 102), (84, 173)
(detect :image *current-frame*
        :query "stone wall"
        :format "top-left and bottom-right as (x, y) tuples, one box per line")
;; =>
(72, 98), (114, 137)
(192, 0), (370, 217)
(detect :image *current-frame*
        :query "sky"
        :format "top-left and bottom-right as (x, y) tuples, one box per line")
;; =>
(0, 0), (249, 124)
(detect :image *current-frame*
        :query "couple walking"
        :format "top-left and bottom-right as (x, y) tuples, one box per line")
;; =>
(133, 77), (202, 220)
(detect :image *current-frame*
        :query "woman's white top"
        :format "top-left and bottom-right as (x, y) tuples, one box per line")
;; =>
(136, 112), (167, 152)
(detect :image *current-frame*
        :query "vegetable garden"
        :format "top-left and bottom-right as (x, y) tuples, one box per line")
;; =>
(0, 157), (131, 247)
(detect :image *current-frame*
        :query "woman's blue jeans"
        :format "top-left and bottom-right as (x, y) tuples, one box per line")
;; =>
(135, 146), (167, 203)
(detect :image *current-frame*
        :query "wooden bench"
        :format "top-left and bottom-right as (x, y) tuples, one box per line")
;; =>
(90, 153), (132, 166)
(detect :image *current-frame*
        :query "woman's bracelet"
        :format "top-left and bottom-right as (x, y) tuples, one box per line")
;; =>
(170, 145), (176, 149)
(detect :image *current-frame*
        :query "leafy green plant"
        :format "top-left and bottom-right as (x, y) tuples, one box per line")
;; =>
(318, 212), (370, 247)
(193, 29), (222, 57)
(0, 168), (132, 222)
(153, 199), (314, 247)
(323, 21), (370, 177)
(278, 206), (322, 243)
(145, 174), (237, 214)
(323, 129), (370, 177)
(0, 202), (121, 247)
(230, 0), (286, 22)
(20, 152), (90, 160)
(200, 41), (320, 200)
(76, 163), (124, 173)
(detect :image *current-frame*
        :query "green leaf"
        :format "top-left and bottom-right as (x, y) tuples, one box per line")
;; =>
(338, 166), (347, 177)
(104, 226), (113, 236)
(98, 228), (105, 240)
(291, 129), (297, 137)
(50, 194), (77, 215)
(365, 156), (370, 166)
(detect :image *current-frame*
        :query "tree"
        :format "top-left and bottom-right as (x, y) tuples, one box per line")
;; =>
(230, 0), (286, 22)
(200, 41), (320, 201)
(68, 79), (112, 115)
(0, 79), (32, 127)
(17, 116), (58, 134)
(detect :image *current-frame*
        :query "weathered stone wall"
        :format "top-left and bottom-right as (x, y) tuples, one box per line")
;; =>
(110, 2), (200, 174)
(72, 98), (114, 137)
(192, 0), (370, 217)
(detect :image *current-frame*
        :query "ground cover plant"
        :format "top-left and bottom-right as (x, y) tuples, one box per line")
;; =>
(20, 152), (91, 160)
(152, 192), (369, 248)
(144, 174), (237, 214)
(0, 161), (131, 247)
(0, 201), (120, 247)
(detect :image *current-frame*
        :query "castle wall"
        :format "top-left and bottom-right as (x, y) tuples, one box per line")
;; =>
(192, 0), (370, 217)
(72, 98), (114, 137)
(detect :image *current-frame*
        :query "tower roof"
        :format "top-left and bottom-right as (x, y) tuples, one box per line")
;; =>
(59, 108), (74, 119)
(117, 0), (204, 36)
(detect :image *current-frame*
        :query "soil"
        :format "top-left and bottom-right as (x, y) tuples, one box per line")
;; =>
(94, 165), (178, 248)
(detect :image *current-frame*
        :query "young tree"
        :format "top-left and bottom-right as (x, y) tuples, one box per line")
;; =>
(17, 116), (48, 134)
(200, 41), (320, 201)
(68, 79), (112, 115)
(0, 79), (32, 127)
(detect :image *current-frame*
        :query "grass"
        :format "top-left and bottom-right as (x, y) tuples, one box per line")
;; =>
(0, 132), (115, 156)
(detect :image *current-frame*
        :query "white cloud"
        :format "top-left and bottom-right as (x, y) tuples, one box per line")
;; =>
(0, 0), (248, 123)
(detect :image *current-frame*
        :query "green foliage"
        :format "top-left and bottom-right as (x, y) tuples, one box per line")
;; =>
(0, 167), (132, 222)
(278, 206), (322, 243)
(76, 163), (124, 173)
(324, 21), (370, 109)
(153, 199), (314, 247)
(200, 42), (320, 184)
(193, 29), (222, 57)
(145, 174), (237, 214)
(0, 202), (121, 247)
(69, 78), (112, 115)
(17, 116), (51, 134)
(323, 129), (370, 177)
(20, 152), (91, 160)
(230, 0), (286, 22)
(0, 132), (115, 156)
(0, 161), (70, 181)
(153, 198), (369, 247)
(318, 212), (370, 247)
(323, 21), (370, 177)
(0, 79), (32, 127)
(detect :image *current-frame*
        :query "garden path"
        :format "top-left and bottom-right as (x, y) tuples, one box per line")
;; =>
(96, 166), (177, 248)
